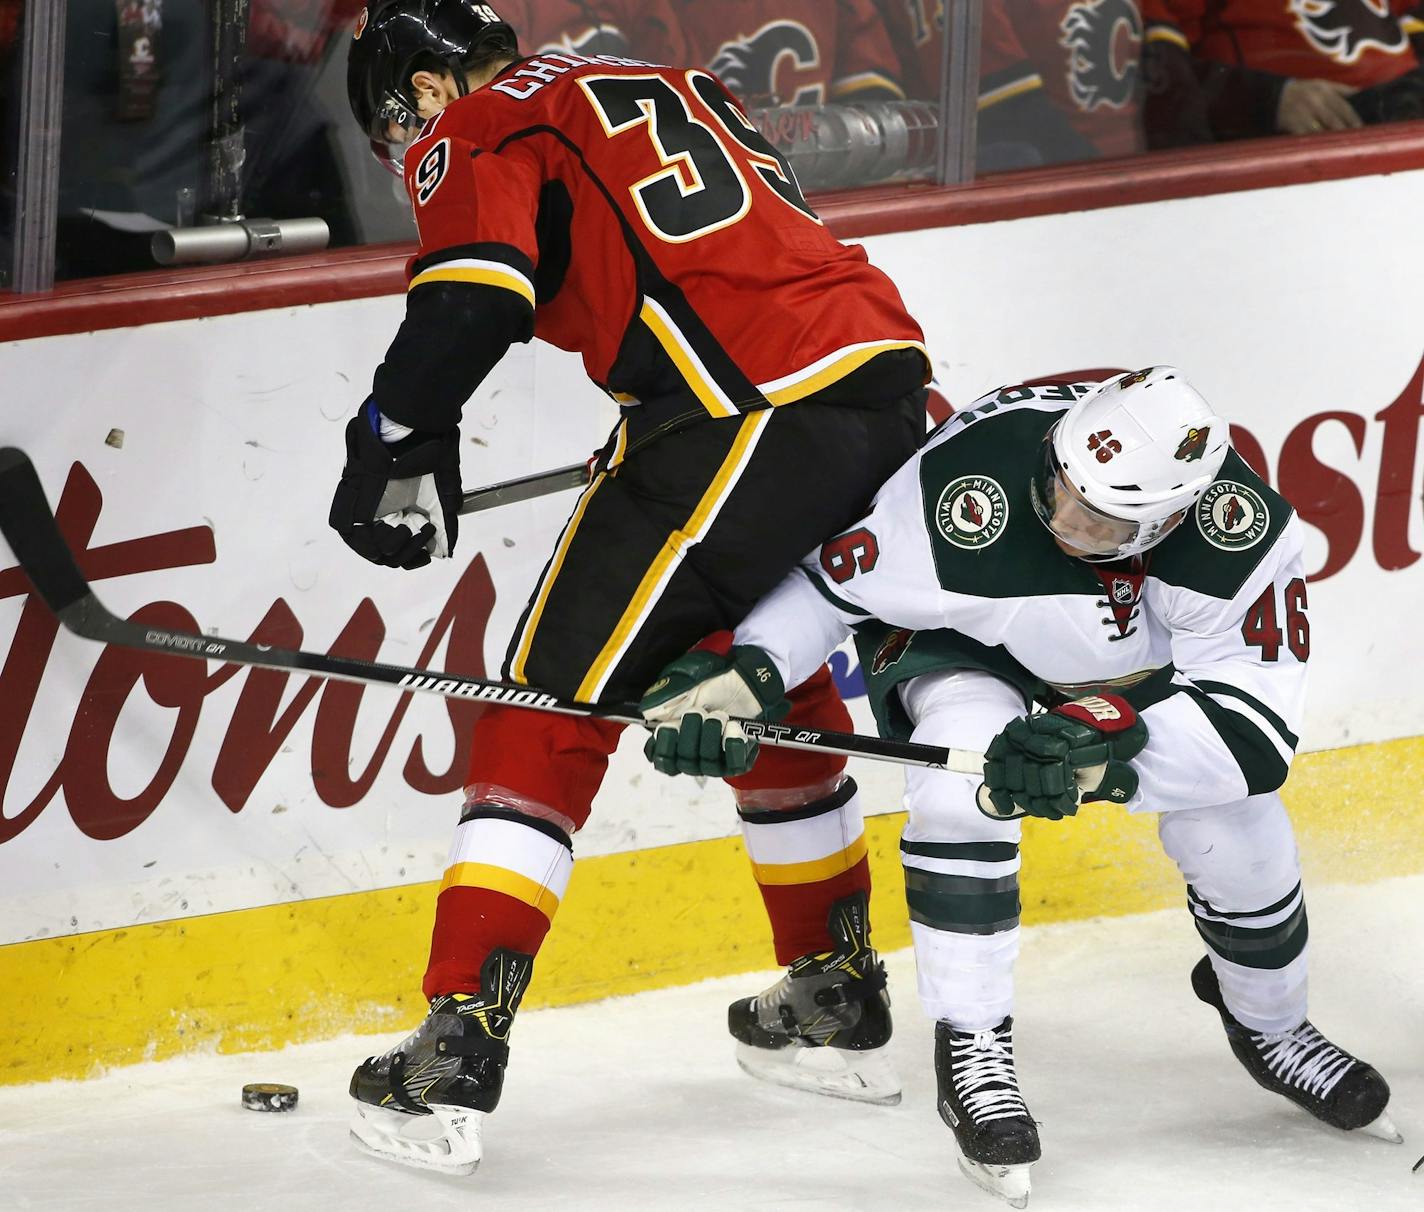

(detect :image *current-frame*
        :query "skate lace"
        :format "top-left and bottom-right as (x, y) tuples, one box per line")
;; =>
(1253, 1023), (1356, 1098)
(952, 1028), (1028, 1124)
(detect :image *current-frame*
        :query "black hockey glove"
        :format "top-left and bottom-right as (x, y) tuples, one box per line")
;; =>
(329, 399), (461, 571)
(978, 694), (1148, 821)
(639, 634), (790, 778)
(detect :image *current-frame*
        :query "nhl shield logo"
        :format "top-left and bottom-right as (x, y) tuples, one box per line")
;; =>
(1196, 481), (1270, 550)
(1111, 578), (1135, 604)
(935, 475), (1009, 550)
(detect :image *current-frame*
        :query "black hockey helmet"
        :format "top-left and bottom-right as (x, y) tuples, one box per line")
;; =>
(347, 0), (519, 171)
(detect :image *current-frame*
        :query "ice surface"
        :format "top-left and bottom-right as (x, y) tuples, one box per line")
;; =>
(3, 875), (1421, 1211)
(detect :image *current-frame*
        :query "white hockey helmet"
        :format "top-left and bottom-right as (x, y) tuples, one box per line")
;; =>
(1031, 367), (1229, 561)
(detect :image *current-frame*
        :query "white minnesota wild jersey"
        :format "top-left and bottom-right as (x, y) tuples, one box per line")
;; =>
(735, 381), (1310, 813)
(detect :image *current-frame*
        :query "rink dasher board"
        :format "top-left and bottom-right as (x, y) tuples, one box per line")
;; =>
(1, 168), (1423, 1084)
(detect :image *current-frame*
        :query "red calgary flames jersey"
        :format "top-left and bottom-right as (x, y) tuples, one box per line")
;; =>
(879, 0), (1144, 156)
(673, 0), (904, 106)
(502, 0), (688, 64)
(1143, 0), (1424, 87)
(401, 53), (926, 423)
(983, 0), (1144, 158)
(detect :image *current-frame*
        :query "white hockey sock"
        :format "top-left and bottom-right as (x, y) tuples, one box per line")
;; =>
(912, 921), (1019, 1030)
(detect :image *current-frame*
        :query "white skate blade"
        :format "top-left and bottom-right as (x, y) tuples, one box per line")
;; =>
(956, 1154), (1033, 1209)
(734, 1040), (901, 1105)
(349, 1099), (485, 1175)
(1359, 1108), (1403, 1143)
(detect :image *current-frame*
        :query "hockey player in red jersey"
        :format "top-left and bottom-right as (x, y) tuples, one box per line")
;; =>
(674, 0), (905, 107)
(334, 0), (930, 1174)
(503, 0), (687, 62)
(1143, 0), (1424, 143)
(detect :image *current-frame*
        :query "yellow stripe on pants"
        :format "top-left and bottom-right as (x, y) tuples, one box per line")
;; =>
(574, 410), (772, 702)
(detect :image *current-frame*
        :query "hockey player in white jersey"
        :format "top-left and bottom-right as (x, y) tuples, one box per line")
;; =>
(638, 367), (1399, 1207)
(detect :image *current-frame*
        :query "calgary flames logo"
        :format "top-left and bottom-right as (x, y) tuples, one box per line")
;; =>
(708, 21), (822, 106)
(1060, 0), (1143, 111)
(1174, 426), (1211, 462)
(1289, 0), (1407, 64)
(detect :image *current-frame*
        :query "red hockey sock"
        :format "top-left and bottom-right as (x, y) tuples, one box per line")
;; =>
(422, 806), (575, 1000)
(738, 778), (872, 964)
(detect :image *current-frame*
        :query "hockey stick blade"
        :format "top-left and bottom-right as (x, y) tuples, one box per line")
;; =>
(0, 447), (93, 618)
(0, 448), (982, 774)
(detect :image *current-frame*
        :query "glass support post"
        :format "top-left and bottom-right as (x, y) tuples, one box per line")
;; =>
(936, 0), (982, 186)
(13, 0), (66, 294)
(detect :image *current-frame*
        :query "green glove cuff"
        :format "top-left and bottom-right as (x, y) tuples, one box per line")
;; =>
(725, 645), (789, 720)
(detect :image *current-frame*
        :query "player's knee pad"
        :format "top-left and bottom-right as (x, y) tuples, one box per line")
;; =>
(464, 705), (623, 831)
(1158, 792), (1302, 911)
(900, 669), (1027, 844)
(1161, 794), (1308, 989)
(726, 663), (850, 798)
(898, 671), (1026, 949)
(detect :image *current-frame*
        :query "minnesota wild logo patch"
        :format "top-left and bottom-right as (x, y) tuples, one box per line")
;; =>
(1196, 480), (1269, 550)
(869, 628), (914, 676)
(1175, 426), (1211, 462)
(935, 475), (1008, 550)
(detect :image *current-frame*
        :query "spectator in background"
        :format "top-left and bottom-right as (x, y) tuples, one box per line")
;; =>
(503, 0), (688, 62)
(55, 0), (211, 278)
(674, 0), (904, 107)
(1143, 0), (1424, 145)
(243, 0), (368, 249)
(44, 0), (367, 280)
(879, 0), (1145, 171)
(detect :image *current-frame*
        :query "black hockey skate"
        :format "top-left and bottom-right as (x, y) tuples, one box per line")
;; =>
(728, 892), (899, 1104)
(348, 947), (534, 1174)
(936, 1017), (1040, 1209)
(1191, 956), (1400, 1142)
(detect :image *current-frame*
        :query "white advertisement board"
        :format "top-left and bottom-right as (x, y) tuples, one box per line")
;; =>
(2, 169), (1422, 944)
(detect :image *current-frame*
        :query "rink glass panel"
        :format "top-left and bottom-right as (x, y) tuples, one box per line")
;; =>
(967, 0), (1424, 178)
(0, 0), (16, 290)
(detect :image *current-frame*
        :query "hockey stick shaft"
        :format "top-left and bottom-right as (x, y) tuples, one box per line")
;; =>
(459, 461), (589, 516)
(0, 449), (983, 775)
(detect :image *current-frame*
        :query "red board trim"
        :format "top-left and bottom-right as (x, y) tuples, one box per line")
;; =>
(3, 124), (1422, 343)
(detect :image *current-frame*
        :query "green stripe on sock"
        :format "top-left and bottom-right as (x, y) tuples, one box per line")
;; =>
(900, 840), (1019, 863)
(1193, 902), (1309, 970)
(903, 867), (1019, 935)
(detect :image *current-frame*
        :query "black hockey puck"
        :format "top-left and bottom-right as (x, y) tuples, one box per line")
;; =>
(241, 1082), (299, 1112)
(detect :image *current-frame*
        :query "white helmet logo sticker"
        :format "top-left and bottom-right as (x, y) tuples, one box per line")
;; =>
(935, 475), (1009, 550)
(1196, 481), (1269, 550)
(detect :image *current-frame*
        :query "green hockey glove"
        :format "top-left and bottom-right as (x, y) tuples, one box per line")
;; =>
(1029, 695), (1147, 805)
(639, 635), (789, 778)
(979, 718), (1080, 820)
